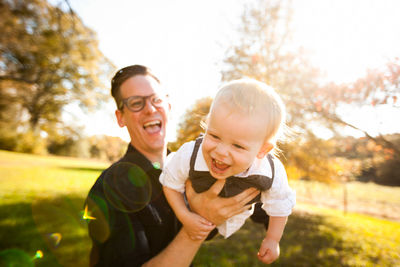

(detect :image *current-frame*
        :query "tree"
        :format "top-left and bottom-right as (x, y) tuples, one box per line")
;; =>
(87, 135), (126, 162)
(169, 97), (212, 151)
(219, 0), (341, 181)
(221, 0), (321, 132)
(0, 0), (114, 152)
(310, 59), (400, 157)
(219, 0), (400, 183)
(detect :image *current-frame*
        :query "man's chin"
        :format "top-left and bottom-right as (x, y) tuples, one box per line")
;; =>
(147, 138), (166, 151)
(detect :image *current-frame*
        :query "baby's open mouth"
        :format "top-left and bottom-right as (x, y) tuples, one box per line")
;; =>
(212, 159), (229, 171)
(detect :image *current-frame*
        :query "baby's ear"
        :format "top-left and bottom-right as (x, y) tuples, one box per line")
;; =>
(257, 142), (273, 159)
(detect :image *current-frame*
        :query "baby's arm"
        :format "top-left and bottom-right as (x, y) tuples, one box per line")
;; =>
(257, 216), (287, 264)
(257, 156), (295, 263)
(163, 186), (215, 240)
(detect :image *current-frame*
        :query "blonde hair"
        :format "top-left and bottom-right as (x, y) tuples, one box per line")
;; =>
(210, 78), (286, 145)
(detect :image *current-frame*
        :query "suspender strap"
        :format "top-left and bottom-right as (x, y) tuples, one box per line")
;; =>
(266, 154), (275, 180)
(190, 137), (275, 180)
(189, 137), (202, 176)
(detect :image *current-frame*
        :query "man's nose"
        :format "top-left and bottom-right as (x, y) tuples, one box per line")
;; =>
(143, 99), (157, 113)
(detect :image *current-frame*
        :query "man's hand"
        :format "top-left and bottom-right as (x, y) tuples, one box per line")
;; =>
(185, 179), (260, 226)
(181, 211), (215, 241)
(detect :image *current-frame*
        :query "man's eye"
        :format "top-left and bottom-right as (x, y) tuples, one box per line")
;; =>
(128, 100), (143, 108)
(152, 96), (163, 104)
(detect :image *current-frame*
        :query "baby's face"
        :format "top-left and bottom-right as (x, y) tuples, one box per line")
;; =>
(202, 104), (269, 179)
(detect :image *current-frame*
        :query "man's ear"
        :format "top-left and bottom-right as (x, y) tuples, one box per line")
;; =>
(257, 142), (273, 159)
(115, 109), (125, 128)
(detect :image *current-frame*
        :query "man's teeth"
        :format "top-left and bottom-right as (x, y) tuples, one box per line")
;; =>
(215, 159), (225, 165)
(144, 120), (161, 128)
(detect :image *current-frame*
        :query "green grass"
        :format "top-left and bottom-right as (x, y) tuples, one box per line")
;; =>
(0, 150), (399, 266)
(289, 179), (400, 221)
(194, 204), (400, 266)
(0, 150), (107, 267)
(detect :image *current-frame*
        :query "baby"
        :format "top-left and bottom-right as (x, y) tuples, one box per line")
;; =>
(160, 78), (295, 264)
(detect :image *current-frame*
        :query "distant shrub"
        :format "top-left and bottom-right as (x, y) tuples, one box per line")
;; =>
(375, 157), (400, 186)
(15, 130), (47, 155)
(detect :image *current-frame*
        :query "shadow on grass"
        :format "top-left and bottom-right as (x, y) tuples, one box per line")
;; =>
(278, 212), (346, 266)
(194, 211), (349, 267)
(2, 197), (391, 267)
(0, 195), (91, 267)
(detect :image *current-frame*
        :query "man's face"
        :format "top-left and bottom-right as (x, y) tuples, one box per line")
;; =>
(116, 75), (170, 158)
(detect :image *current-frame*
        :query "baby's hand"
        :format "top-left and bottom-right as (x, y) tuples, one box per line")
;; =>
(257, 237), (280, 264)
(182, 212), (215, 241)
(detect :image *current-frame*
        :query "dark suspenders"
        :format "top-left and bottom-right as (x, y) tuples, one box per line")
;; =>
(190, 137), (275, 182)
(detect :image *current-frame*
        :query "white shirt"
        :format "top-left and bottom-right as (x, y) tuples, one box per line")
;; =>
(160, 140), (296, 238)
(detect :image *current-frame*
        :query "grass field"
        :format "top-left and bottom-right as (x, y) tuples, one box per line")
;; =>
(289, 179), (400, 222)
(0, 150), (399, 266)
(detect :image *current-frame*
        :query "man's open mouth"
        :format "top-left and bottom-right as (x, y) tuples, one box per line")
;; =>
(143, 120), (162, 134)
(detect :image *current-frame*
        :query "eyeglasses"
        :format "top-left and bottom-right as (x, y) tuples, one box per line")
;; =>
(119, 94), (166, 112)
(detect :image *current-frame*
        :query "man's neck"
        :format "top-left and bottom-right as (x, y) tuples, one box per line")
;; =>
(133, 145), (167, 168)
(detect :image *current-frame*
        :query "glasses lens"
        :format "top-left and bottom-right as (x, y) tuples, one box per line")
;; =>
(151, 95), (164, 107)
(127, 97), (145, 111)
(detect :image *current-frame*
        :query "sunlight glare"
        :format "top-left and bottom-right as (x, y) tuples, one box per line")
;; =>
(33, 250), (43, 259)
(82, 205), (96, 220)
(293, 0), (400, 83)
(47, 233), (62, 247)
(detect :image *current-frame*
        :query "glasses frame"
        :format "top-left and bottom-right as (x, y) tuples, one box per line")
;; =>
(119, 94), (166, 112)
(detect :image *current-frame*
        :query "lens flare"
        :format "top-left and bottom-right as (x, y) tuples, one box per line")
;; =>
(31, 196), (91, 267)
(46, 233), (62, 248)
(34, 250), (43, 259)
(152, 162), (161, 169)
(103, 162), (152, 212)
(82, 205), (96, 220)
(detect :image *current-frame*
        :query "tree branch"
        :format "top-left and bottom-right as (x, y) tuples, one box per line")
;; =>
(320, 110), (400, 156)
(0, 75), (36, 84)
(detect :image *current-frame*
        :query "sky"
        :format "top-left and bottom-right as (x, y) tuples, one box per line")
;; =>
(63, 0), (400, 141)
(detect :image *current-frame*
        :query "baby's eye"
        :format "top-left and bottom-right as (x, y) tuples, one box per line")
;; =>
(209, 133), (219, 140)
(233, 144), (245, 150)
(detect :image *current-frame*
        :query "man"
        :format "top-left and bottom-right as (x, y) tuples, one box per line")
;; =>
(85, 65), (261, 267)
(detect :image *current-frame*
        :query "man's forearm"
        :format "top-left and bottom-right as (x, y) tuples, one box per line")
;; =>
(142, 229), (202, 267)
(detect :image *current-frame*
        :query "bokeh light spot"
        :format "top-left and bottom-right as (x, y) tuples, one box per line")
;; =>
(103, 162), (152, 212)
(82, 205), (96, 220)
(34, 250), (43, 259)
(31, 196), (91, 266)
(128, 166), (147, 187)
(46, 233), (62, 248)
(152, 162), (161, 169)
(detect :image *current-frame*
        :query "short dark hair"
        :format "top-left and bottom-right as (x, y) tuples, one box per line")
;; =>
(111, 65), (160, 110)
